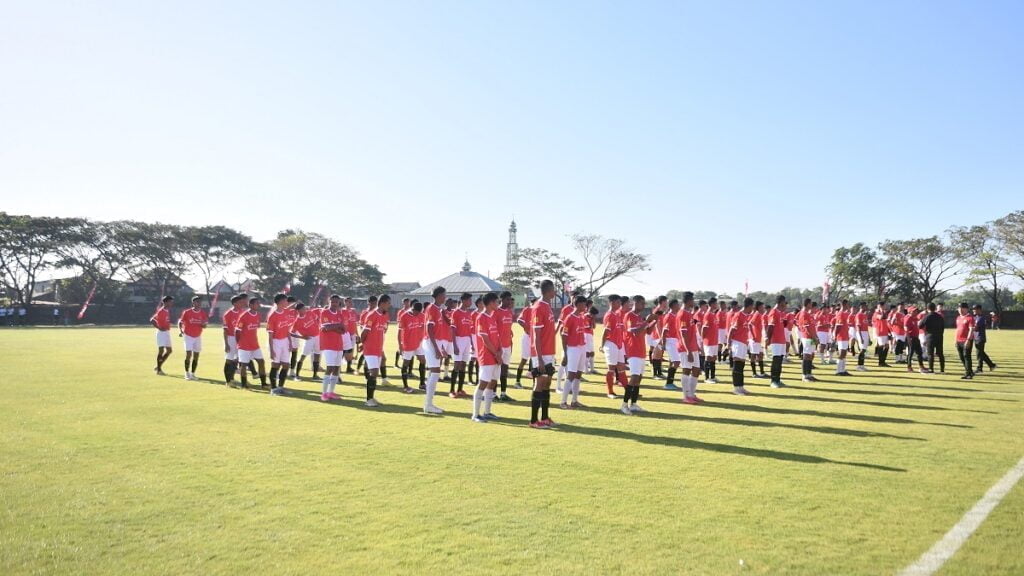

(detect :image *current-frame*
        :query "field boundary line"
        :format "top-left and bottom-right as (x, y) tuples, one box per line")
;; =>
(897, 455), (1024, 576)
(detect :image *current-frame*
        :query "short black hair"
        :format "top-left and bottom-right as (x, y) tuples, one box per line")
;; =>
(295, 302), (306, 310)
(230, 294), (246, 304)
(249, 296), (261, 304)
(368, 295), (378, 304)
(286, 295), (296, 303)
(432, 286), (446, 298)
(499, 291), (512, 299)
(574, 295), (587, 306)
(161, 295), (174, 303)
(191, 295), (201, 302)
(683, 291), (694, 303)
(743, 297), (754, 307)
(412, 302), (423, 312)
(483, 292), (498, 305)
(273, 293), (288, 304)
(608, 294), (621, 303)
(461, 292), (473, 301)
(378, 294), (391, 304)
(927, 303), (937, 311)
(776, 295), (786, 304)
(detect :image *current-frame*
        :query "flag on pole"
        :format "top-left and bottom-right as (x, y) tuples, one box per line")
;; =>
(207, 291), (220, 319)
(76, 283), (97, 320)
(744, 280), (749, 297)
(311, 283), (325, 306)
(822, 280), (831, 304)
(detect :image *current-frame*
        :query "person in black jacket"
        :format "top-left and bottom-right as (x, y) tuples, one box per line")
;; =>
(973, 304), (997, 373)
(918, 303), (946, 373)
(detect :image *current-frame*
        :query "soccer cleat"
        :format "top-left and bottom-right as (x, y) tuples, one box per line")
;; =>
(498, 393), (513, 401)
(292, 374), (300, 381)
(733, 387), (749, 396)
(770, 381), (786, 388)
(571, 402), (585, 409)
(606, 393), (618, 399)
(629, 404), (644, 412)
(381, 378), (391, 386)
(425, 405), (444, 414)
(919, 369), (932, 374)
(457, 390), (470, 399)
(663, 383), (680, 391)
(483, 413), (500, 421)
(365, 398), (380, 407)
(529, 421), (548, 429)
(471, 415), (488, 423)
(835, 371), (852, 376)
(682, 396), (699, 405)
(448, 392), (458, 398)
(693, 396), (705, 403)
(513, 383), (524, 389)
(620, 404), (633, 415)
(706, 378), (718, 384)
(541, 418), (557, 427)
(156, 369), (166, 376)
(802, 376), (813, 382)
(184, 373), (191, 380)
(856, 366), (868, 372)
(559, 402), (570, 410)
(320, 393), (330, 402)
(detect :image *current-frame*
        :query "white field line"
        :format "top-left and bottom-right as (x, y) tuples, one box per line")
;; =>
(897, 456), (1024, 576)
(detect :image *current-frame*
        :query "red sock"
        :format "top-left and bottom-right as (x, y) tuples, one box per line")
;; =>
(617, 371), (628, 387)
(605, 371), (615, 394)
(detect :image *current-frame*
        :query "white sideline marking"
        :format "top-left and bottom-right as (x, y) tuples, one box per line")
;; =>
(897, 456), (1024, 576)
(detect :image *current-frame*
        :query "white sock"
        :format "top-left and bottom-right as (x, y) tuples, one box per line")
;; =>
(560, 379), (571, 405)
(322, 375), (329, 394)
(472, 386), (484, 417)
(571, 379), (580, 403)
(425, 373), (438, 408)
(484, 389), (494, 414)
(691, 375), (699, 397)
(838, 359), (846, 372)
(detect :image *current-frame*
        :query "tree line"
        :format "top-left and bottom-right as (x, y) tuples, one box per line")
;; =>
(0, 214), (385, 308)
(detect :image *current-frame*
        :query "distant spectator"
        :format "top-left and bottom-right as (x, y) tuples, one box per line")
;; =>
(6, 307), (13, 326)
(974, 305), (996, 373)
(53, 307), (60, 325)
(0, 307), (6, 325)
(990, 311), (999, 330)
(18, 307), (27, 325)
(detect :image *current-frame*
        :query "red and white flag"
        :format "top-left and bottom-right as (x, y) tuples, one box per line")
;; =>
(311, 283), (325, 306)
(207, 291), (220, 319)
(744, 280), (749, 297)
(822, 280), (831, 304)
(76, 283), (97, 320)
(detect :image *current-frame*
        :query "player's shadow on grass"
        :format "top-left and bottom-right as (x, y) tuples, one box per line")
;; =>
(554, 422), (907, 472)
(785, 384), (1018, 403)
(282, 387), (482, 418)
(662, 386), (999, 414)
(579, 405), (925, 441)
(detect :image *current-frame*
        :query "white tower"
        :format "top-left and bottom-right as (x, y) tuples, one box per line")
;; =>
(504, 219), (520, 274)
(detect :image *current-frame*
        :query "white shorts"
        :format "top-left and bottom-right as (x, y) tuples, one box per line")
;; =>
(289, 336), (299, 350)
(859, 331), (870, 347)
(627, 357), (646, 376)
(801, 338), (816, 352)
(584, 333), (594, 353)
(364, 355), (381, 371)
(748, 341), (763, 355)
(836, 340), (850, 351)
(225, 335), (238, 361)
(342, 333), (354, 351)
(184, 335), (202, 353)
(895, 334), (906, 342)
(501, 346), (512, 365)
(645, 335), (657, 348)
(664, 338), (680, 362)
(401, 350), (418, 361)
(156, 330), (172, 348)
(877, 335), (890, 346)
(238, 348), (264, 364)
(602, 342), (623, 365)
(302, 336), (320, 356)
(454, 336), (473, 362)
(770, 343), (787, 357)
(730, 341), (748, 360)
(565, 345), (587, 373)
(421, 339), (453, 369)
(531, 355), (556, 369)
(323, 349), (343, 367)
(478, 364), (500, 382)
(520, 335), (532, 360)
(704, 344), (719, 356)
(717, 329), (727, 345)
(271, 339), (291, 363)
(681, 351), (700, 369)
(816, 331), (831, 345)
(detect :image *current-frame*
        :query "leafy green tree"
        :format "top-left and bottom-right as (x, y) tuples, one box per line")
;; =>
(0, 213), (86, 306)
(878, 235), (961, 305)
(571, 234), (650, 298)
(949, 224), (1008, 315)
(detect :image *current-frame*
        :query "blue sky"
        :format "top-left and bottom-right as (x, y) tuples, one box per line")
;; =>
(2, 1), (1022, 295)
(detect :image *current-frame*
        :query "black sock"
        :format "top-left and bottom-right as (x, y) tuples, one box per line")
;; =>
(457, 369), (465, 392)
(278, 367), (288, 386)
(419, 364), (426, 386)
(290, 350), (297, 370)
(450, 372), (457, 393)
(858, 350), (865, 366)
(652, 359), (663, 377)
(541, 390), (551, 420)
(531, 391), (541, 423)
(802, 358), (811, 376)
(224, 361), (234, 383)
(666, 366), (677, 386)
(710, 361), (717, 380)
(269, 367), (279, 386)
(758, 358), (765, 374)
(259, 372), (267, 386)
(191, 355), (198, 373)
(346, 359), (353, 372)
(185, 358), (190, 373)
(312, 360), (320, 377)
(516, 365), (524, 383)
(367, 376), (376, 400)
(380, 361), (388, 378)
(249, 362), (257, 376)
(771, 355), (782, 381)
(500, 365), (509, 394)
(357, 354), (364, 369)
(733, 363), (744, 387)
(296, 358), (305, 376)
(402, 368), (409, 388)
(750, 359), (757, 377)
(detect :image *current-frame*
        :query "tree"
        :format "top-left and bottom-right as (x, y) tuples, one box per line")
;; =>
(949, 224), (1008, 315)
(878, 235), (961, 305)
(0, 213), (86, 306)
(570, 234), (650, 298)
(498, 247), (582, 302)
(993, 210), (1024, 283)
(825, 243), (886, 303)
(179, 225), (255, 298)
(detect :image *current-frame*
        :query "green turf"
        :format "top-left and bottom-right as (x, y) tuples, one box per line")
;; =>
(1, 326), (1022, 575)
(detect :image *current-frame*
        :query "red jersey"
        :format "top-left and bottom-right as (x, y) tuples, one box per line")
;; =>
(399, 311), (425, 352)
(425, 303), (452, 341)
(222, 308), (242, 335)
(716, 309), (727, 331)
(815, 311), (831, 332)
(623, 311), (647, 359)
(767, 308), (788, 345)
(904, 313), (920, 338)
(584, 314), (595, 334)
(677, 309), (698, 351)
(729, 310), (749, 343)
(602, 310), (623, 346)
(562, 312), (586, 347)
(318, 307), (345, 351)
(795, 309), (816, 339)
(748, 311), (764, 342)
(235, 310), (262, 351)
(178, 308), (206, 337)
(343, 308), (358, 335)
(292, 310), (321, 338)
(559, 305), (573, 324)
(361, 309), (388, 355)
(701, 310), (719, 346)
(518, 306), (534, 335)
(955, 314), (974, 343)
(873, 311), (890, 336)
(662, 312), (679, 341)
(833, 310), (850, 341)
(855, 312), (869, 332)
(494, 307), (514, 348)
(452, 308), (475, 338)
(358, 309), (370, 328)
(784, 312), (795, 328)
(266, 308), (292, 340)
(474, 312), (500, 366)
(530, 300), (556, 357)
(151, 307), (171, 331)
(890, 312), (906, 336)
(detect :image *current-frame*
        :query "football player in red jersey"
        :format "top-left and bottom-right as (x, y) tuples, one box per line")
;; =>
(177, 295), (208, 381)
(234, 296), (268, 389)
(470, 292), (503, 423)
(528, 280), (559, 428)
(727, 298), (753, 396)
(398, 301), (425, 393)
(621, 295), (659, 414)
(221, 293), (248, 384)
(150, 295), (174, 375)
(358, 294), (392, 407)
(495, 292), (516, 401)
(559, 295), (590, 409)
(765, 295), (789, 388)
(600, 295), (627, 399)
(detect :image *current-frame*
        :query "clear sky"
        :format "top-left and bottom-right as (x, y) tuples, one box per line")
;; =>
(2, 1), (1022, 295)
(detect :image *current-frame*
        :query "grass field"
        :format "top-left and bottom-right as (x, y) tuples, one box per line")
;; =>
(1, 326), (1022, 575)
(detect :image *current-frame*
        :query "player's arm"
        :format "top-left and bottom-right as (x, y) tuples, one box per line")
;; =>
(481, 328), (500, 359)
